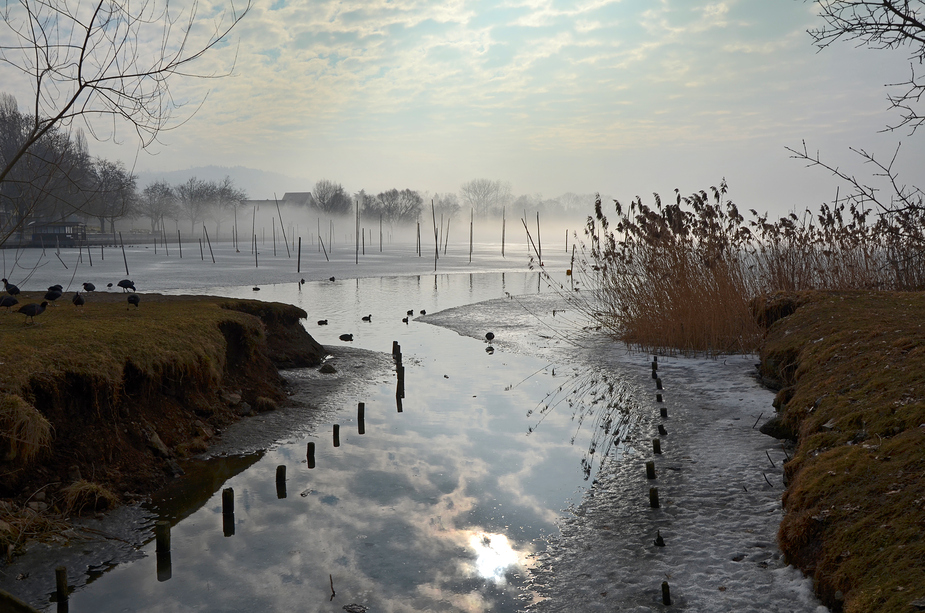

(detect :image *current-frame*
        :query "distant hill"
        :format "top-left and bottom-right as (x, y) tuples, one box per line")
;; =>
(134, 165), (309, 200)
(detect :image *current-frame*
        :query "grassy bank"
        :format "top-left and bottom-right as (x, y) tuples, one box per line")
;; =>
(752, 291), (924, 613)
(0, 292), (324, 556)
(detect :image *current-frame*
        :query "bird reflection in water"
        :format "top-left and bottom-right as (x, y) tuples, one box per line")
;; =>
(466, 532), (521, 584)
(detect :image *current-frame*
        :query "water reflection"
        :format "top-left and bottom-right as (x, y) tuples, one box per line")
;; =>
(466, 532), (523, 584)
(47, 271), (625, 613)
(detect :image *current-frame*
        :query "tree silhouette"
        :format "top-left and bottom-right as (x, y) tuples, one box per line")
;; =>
(0, 0), (251, 245)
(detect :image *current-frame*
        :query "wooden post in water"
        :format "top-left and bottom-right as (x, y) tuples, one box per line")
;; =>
(646, 461), (656, 479)
(661, 407), (668, 419)
(431, 200), (438, 271)
(56, 566), (68, 603)
(119, 232), (130, 275)
(649, 487), (660, 509)
(222, 488), (234, 514)
(501, 207), (506, 257)
(178, 230), (183, 258)
(661, 581), (672, 605)
(469, 209), (473, 263)
(272, 218), (276, 256)
(358, 402), (365, 435)
(333, 424), (341, 447)
(155, 520), (172, 581)
(274, 193), (291, 257)
(254, 235), (258, 268)
(653, 438), (662, 454)
(297, 237), (301, 273)
(307, 442), (316, 468)
(155, 521), (170, 552)
(203, 226), (215, 263)
(276, 465), (287, 499)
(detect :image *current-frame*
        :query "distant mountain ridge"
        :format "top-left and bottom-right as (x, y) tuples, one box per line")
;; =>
(134, 165), (309, 200)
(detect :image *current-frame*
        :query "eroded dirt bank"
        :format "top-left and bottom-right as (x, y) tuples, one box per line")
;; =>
(0, 294), (326, 557)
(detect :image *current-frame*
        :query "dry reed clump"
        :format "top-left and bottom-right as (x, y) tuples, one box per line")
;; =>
(0, 394), (52, 464)
(61, 480), (120, 516)
(556, 180), (925, 354)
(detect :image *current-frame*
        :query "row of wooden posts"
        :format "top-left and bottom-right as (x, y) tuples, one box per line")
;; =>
(51, 343), (410, 602)
(50, 207), (565, 280)
(647, 355), (673, 607)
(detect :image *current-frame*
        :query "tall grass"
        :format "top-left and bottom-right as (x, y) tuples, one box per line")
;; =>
(555, 180), (925, 354)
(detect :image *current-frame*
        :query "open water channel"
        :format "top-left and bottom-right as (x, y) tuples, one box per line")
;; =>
(2, 239), (627, 612)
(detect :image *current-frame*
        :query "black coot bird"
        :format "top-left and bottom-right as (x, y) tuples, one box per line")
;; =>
(17, 301), (48, 324)
(406, 309), (414, 316)
(117, 279), (135, 292)
(127, 294), (140, 309)
(329, 276), (336, 282)
(317, 319), (328, 325)
(2, 279), (20, 296)
(362, 314), (372, 322)
(1, 295), (18, 312)
(401, 316), (409, 324)
(339, 333), (353, 341)
(485, 332), (495, 342)
(82, 282), (96, 292)
(72, 292), (85, 309)
(48, 284), (63, 292)
(44, 289), (62, 305)
(419, 310), (426, 315)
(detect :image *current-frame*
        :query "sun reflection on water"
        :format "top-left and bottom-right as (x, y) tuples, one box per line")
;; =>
(466, 532), (522, 584)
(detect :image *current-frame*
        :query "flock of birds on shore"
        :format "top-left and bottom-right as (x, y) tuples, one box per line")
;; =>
(3, 276), (498, 347)
(2, 278), (139, 324)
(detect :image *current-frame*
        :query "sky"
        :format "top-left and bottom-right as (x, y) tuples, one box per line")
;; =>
(2, 0), (923, 216)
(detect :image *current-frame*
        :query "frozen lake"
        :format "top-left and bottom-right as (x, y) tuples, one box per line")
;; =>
(0, 239), (826, 612)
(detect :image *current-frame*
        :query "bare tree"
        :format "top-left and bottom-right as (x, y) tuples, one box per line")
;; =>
(312, 179), (351, 215)
(176, 176), (213, 234)
(367, 188), (423, 224)
(137, 180), (178, 233)
(0, 0), (251, 245)
(808, 0), (925, 132)
(459, 179), (512, 217)
(86, 159), (136, 235)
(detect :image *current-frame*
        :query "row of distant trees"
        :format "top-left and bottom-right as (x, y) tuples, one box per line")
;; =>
(311, 178), (595, 225)
(0, 93), (251, 237)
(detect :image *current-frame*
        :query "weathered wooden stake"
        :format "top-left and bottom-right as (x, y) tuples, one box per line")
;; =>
(222, 513), (235, 537)
(222, 487), (234, 514)
(358, 402), (366, 435)
(155, 520), (170, 552)
(656, 378), (663, 390)
(307, 442), (316, 468)
(333, 424), (340, 447)
(649, 487), (660, 509)
(653, 438), (662, 454)
(392, 341), (399, 357)
(396, 393), (403, 413)
(55, 566), (68, 603)
(645, 460), (656, 479)
(660, 407), (668, 419)
(662, 581), (672, 605)
(297, 237), (301, 272)
(656, 393), (663, 403)
(276, 465), (287, 499)
(658, 424), (668, 436)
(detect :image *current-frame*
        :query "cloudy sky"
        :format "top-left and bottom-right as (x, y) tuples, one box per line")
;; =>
(4, 0), (922, 215)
